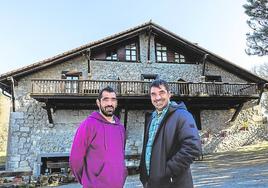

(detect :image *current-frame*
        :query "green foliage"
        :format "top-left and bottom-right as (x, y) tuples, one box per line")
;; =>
(243, 0), (268, 56)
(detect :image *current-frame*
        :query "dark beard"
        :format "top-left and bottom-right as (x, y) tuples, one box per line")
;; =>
(100, 106), (114, 117)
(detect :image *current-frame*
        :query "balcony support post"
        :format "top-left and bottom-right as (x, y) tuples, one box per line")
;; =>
(124, 107), (128, 130)
(230, 103), (244, 122)
(147, 26), (152, 63)
(202, 54), (209, 76)
(257, 83), (265, 105)
(83, 49), (91, 75)
(45, 104), (54, 124)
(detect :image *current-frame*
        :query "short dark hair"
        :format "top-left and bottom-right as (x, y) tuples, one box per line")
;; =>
(98, 86), (116, 100)
(150, 79), (170, 92)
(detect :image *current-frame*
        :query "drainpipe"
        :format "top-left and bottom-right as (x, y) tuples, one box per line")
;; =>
(2, 90), (11, 98)
(0, 81), (12, 98)
(7, 76), (15, 112)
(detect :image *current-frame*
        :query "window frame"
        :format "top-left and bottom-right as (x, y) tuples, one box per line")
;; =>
(156, 43), (168, 62)
(174, 52), (186, 63)
(106, 50), (118, 61)
(125, 43), (137, 62)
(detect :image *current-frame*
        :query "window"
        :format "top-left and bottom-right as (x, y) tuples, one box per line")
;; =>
(61, 71), (81, 93)
(66, 75), (79, 80)
(141, 74), (158, 82)
(125, 43), (137, 61)
(156, 43), (167, 62)
(106, 50), (117, 60)
(205, 75), (222, 82)
(141, 74), (159, 93)
(174, 52), (185, 63)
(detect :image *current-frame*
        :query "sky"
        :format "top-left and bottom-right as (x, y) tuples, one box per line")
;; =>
(0, 0), (268, 75)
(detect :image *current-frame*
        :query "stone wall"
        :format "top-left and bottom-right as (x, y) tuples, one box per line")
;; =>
(200, 105), (268, 154)
(0, 94), (10, 156)
(7, 99), (93, 175)
(205, 62), (245, 83)
(125, 110), (147, 155)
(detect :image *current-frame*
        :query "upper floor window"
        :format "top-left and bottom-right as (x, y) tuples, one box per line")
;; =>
(174, 52), (185, 63)
(106, 50), (117, 60)
(61, 71), (81, 93)
(66, 75), (79, 80)
(125, 43), (137, 61)
(156, 43), (167, 62)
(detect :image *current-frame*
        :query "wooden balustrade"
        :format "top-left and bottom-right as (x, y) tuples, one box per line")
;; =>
(31, 79), (259, 97)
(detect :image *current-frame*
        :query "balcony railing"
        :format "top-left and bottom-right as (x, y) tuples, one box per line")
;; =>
(31, 79), (260, 97)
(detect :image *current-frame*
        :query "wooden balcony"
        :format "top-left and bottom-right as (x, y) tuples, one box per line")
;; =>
(31, 79), (260, 98)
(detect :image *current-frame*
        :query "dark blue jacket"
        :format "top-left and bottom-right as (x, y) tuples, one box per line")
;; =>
(140, 101), (201, 188)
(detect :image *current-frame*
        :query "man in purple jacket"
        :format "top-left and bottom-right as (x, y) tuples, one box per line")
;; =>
(70, 86), (127, 188)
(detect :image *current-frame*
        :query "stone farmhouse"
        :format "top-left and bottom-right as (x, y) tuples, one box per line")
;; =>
(0, 21), (267, 176)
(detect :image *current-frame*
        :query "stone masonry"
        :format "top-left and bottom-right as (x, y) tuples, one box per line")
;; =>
(5, 32), (267, 175)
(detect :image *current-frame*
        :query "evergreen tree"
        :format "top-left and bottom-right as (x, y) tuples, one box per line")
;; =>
(244, 0), (268, 56)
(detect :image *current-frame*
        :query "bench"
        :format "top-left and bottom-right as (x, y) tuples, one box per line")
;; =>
(0, 170), (32, 184)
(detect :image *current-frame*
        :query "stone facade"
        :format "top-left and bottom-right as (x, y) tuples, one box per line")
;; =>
(200, 105), (268, 154)
(5, 32), (267, 176)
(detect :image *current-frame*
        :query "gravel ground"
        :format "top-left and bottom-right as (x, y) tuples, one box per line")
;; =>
(48, 142), (268, 188)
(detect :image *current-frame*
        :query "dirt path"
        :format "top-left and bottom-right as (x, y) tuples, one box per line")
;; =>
(192, 142), (268, 188)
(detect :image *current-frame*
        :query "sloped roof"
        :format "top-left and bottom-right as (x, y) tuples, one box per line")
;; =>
(0, 21), (267, 83)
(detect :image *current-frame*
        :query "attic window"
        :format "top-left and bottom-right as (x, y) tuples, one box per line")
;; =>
(174, 52), (185, 63)
(125, 43), (137, 61)
(106, 50), (117, 60)
(156, 43), (167, 62)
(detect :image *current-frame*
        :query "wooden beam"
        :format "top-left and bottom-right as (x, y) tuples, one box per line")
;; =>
(46, 105), (54, 124)
(202, 54), (209, 76)
(0, 170), (32, 177)
(230, 103), (244, 122)
(257, 83), (265, 105)
(85, 49), (91, 74)
(124, 108), (128, 130)
(147, 27), (152, 63)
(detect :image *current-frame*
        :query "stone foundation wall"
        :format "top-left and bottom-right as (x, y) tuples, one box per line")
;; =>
(125, 110), (147, 155)
(200, 105), (268, 154)
(6, 99), (93, 175)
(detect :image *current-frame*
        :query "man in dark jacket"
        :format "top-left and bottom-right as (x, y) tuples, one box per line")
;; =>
(140, 79), (201, 188)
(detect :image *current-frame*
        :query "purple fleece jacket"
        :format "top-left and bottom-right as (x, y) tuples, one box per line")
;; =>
(69, 111), (127, 188)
